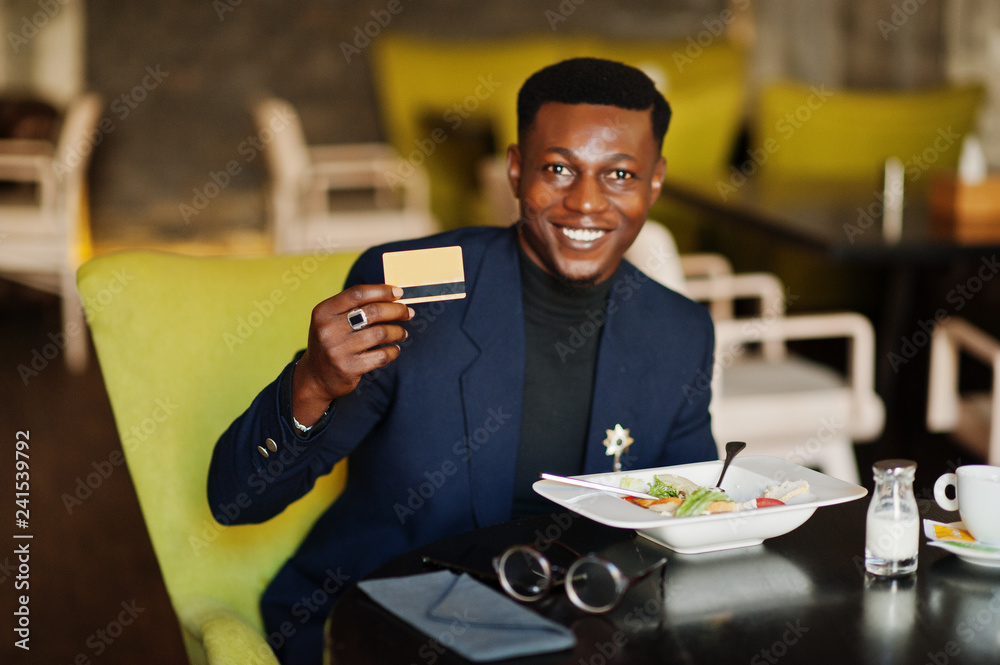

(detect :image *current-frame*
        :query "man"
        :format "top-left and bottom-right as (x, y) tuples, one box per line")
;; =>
(208, 57), (716, 664)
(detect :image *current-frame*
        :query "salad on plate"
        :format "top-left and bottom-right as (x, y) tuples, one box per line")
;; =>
(619, 473), (810, 517)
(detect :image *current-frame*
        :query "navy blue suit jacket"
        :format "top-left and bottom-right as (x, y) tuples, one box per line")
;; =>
(207, 225), (716, 663)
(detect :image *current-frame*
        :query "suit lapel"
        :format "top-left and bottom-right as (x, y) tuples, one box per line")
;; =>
(583, 267), (644, 474)
(459, 230), (525, 527)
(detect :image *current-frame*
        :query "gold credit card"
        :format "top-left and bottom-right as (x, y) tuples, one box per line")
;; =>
(382, 246), (467, 305)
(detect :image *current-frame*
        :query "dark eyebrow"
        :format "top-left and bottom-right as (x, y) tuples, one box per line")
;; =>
(544, 147), (638, 163)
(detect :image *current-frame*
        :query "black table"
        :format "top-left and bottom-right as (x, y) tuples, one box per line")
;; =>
(325, 499), (1000, 664)
(659, 177), (1000, 449)
(660, 177), (1000, 263)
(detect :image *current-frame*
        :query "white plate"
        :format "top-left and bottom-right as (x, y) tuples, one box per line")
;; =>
(927, 540), (1000, 569)
(532, 456), (868, 554)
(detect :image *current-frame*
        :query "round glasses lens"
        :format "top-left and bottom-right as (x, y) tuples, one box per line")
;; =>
(566, 557), (625, 613)
(499, 548), (550, 601)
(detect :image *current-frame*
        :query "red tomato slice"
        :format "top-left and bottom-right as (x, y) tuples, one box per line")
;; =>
(755, 498), (785, 508)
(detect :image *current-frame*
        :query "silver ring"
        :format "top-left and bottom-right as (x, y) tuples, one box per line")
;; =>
(347, 308), (369, 331)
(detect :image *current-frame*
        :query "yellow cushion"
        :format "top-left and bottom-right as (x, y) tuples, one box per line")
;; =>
(753, 81), (985, 183)
(77, 250), (359, 660)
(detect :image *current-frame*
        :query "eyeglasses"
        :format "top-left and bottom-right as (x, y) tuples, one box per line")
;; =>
(493, 540), (667, 614)
(424, 541), (667, 614)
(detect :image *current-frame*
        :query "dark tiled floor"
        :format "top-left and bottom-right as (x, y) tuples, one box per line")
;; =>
(0, 284), (984, 665)
(1, 288), (186, 665)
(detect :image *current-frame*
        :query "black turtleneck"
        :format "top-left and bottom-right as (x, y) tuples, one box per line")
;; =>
(512, 245), (613, 518)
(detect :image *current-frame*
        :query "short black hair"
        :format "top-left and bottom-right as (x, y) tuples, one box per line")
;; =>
(517, 57), (671, 149)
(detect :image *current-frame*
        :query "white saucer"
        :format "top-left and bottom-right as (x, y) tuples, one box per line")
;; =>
(927, 540), (1000, 569)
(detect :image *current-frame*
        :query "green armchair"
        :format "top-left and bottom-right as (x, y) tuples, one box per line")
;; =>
(77, 249), (359, 664)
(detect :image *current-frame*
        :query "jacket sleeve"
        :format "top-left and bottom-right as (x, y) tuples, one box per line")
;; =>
(206, 250), (392, 525)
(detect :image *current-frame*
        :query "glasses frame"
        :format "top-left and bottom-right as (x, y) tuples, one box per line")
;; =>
(491, 539), (667, 614)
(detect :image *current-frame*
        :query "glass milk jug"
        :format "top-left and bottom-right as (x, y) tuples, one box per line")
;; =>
(865, 460), (919, 577)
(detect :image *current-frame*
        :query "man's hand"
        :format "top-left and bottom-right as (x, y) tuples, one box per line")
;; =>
(291, 284), (413, 426)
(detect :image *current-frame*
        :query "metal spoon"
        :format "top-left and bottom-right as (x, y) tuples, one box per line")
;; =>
(714, 441), (747, 490)
(538, 473), (658, 499)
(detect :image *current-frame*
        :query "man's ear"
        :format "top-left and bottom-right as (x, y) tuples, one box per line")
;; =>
(650, 155), (666, 199)
(506, 144), (522, 196)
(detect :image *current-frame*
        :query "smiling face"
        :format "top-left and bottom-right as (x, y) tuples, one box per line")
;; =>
(507, 102), (666, 287)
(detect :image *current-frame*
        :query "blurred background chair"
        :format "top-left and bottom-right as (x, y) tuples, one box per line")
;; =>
(371, 35), (747, 229)
(752, 81), (985, 183)
(927, 317), (999, 465)
(627, 220), (885, 483)
(713, 81), (989, 317)
(77, 249), (360, 664)
(0, 92), (102, 372)
(253, 97), (438, 254)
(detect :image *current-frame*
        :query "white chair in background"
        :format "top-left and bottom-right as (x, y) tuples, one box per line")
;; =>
(0, 92), (103, 372)
(253, 98), (438, 254)
(927, 317), (1000, 466)
(627, 220), (885, 483)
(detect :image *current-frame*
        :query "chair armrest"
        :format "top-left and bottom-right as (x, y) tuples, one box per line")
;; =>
(714, 312), (883, 438)
(680, 253), (734, 319)
(688, 272), (787, 359)
(0, 148), (52, 183)
(927, 317), (1000, 435)
(303, 155), (431, 214)
(177, 597), (279, 665)
(685, 272), (786, 318)
(679, 252), (733, 279)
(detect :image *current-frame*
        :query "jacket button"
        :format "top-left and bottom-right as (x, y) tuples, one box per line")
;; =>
(265, 437), (278, 453)
(257, 445), (270, 458)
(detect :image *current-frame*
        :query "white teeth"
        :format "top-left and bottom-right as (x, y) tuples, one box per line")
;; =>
(561, 227), (606, 242)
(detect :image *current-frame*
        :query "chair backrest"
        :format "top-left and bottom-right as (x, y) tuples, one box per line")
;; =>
(55, 93), (102, 257)
(254, 97), (311, 185)
(624, 219), (688, 295)
(254, 98), (311, 247)
(77, 249), (359, 648)
(753, 81), (985, 182)
(54, 93), (104, 190)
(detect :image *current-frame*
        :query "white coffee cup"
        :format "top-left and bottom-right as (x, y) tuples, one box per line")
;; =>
(934, 465), (1000, 545)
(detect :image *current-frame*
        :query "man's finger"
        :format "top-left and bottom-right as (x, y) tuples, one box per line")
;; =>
(337, 284), (405, 310)
(353, 345), (402, 375)
(343, 301), (414, 331)
(340, 322), (408, 355)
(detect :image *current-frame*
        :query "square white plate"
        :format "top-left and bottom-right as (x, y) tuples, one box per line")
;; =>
(532, 456), (868, 553)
